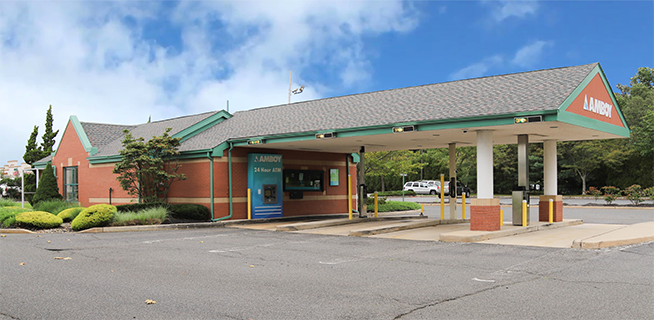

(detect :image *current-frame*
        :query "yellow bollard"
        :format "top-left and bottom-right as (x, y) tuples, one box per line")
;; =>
(421, 204), (424, 216)
(440, 174), (445, 220)
(348, 175), (352, 220)
(549, 199), (553, 223)
(247, 188), (251, 220)
(462, 193), (466, 220)
(374, 192), (378, 218)
(500, 209), (504, 227)
(522, 200), (527, 227)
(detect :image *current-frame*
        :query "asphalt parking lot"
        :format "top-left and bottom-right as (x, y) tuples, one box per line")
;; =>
(1, 227), (652, 319)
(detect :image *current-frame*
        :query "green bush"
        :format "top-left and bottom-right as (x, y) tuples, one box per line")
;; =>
(169, 204), (209, 220)
(57, 207), (85, 222)
(0, 207), (32, 227)
(71, 204), (117, 231)
(602, 186), (620, 204)
(30, 165), (62, 206)
(375, 190), (417, 197)
(624, 185), (644, 205)
(366, 196), (387, 206)
(373, 201), (422, 212)
(112, 207), (168, 226)
(644, 187), (654, 200)
(33, 199), (79, 215)
(15, 211), (63, 229)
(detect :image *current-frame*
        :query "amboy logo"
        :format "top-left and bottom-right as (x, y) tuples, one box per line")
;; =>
(583, 95), (612, 118)
(254, 155), (281, 163)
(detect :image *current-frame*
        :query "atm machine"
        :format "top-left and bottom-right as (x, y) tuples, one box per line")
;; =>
(247, 153), (283, 219)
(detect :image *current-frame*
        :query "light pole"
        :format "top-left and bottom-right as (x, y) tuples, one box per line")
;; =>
(400, 173), (407, 202)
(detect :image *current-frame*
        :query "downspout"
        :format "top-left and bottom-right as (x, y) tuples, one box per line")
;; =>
(212, 142), (234, 221)
(206, 151), (214, 220)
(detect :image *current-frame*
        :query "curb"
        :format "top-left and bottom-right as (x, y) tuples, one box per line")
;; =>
(80, 222), (227, 233)
(276, 214), (427, 232)
(349, 219), (468, 237)
(572, 221), (655, 249)
(0, 228), (34, 234)
(439, 219), (584, 243)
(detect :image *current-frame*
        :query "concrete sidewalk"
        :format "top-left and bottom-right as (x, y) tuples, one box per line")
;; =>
(2, 212), (652, 249)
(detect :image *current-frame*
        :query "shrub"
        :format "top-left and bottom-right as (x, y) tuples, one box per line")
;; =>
(169, 204), (209, 220)
(587, 186), (602, 201)
(30, 165), (62, 206)
(366, 196), (387, 206)
(644, 187), (654, 200)
(372, 201), (422, 212)
(112, 207), (168, 226)
(33, 199), (79, 215)
(15, 211), (63, 229)
(624, 185), (644, 205)
(57, 207), (85, 222)
(375, 190), (417, 197)
(602, 186), (620, 204)
(0, 207), (32, 227)
(71, 204), (117, 231)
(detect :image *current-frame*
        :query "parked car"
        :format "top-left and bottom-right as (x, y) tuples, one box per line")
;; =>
(445, 181), (471, 197)
(403, 181), (439, 195)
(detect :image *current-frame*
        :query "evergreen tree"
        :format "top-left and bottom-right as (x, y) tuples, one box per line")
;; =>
(40, 105), (59, 158)
(23, 125), (43, 165)
(31, 164), (62, 206)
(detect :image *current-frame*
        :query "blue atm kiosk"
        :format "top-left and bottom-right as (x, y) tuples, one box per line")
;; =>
(247, 153), (283, 219)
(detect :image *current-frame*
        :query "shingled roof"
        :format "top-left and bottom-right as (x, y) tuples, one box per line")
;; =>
(80, 122), (136, 149)
(179, 63), (598, 152)
(92, 111), (217, 157)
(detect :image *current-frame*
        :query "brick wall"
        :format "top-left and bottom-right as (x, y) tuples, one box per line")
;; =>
(538, 195), (563, 222)
(470, 198), (501, 231)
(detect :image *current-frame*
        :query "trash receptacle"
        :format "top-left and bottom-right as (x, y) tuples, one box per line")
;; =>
(512, 186), (530, 226)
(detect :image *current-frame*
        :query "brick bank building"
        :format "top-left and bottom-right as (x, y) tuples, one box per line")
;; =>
(34, 63), (630, 231)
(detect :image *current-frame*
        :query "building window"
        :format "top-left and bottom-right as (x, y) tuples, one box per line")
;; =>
(63, 167), (78, 202)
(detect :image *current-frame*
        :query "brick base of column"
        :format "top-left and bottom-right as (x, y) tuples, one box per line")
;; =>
(470, 198), (501, 231)
(539, 195), (563, 222)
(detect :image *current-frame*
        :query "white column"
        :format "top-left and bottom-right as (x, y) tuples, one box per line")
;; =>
(449, 143), (457, 219)
(543, 140), (557, 196)
(476, 130), (494, 199)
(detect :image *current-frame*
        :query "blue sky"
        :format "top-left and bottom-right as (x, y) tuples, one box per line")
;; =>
(0, 0), (653, 166)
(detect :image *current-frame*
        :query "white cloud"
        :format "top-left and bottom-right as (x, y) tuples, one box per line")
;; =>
(511, 40), (553, 68)
(484, 0), (539, 22)
(449, 39), (552, 80)
(0, 1), (418, 166)
(449, 55), (503, 80)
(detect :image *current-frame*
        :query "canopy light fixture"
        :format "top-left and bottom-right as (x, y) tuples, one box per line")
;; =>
(315, 132), (335, 139)
(248, 139), (264, 145)
(514, 116), (542, 124)
(393, 125), (415, 133)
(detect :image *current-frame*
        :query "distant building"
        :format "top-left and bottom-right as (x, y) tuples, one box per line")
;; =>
(1, 160), (32, 178)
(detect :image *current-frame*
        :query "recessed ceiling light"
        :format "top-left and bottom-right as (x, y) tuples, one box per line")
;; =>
(432, 134), (440, 137)
(550, 126), (558, 129)
(592, 135), (599, 137)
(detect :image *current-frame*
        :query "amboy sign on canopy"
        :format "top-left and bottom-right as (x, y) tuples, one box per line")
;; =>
(565, 73), (625, 128)
(583, 94), (612, 118)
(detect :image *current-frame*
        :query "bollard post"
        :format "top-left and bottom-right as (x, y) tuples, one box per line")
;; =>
(522, 200), (527, 227)
(440, 174), (445, 220)
(247, 188), (252, 220)
(549, 198), (553, 223)
(374, 192), (378, 218)
(348, 175), (352, 220)
(462, 193), (466, 220)
(421, 204), (424, 216)
(500, 209), (504, 227)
